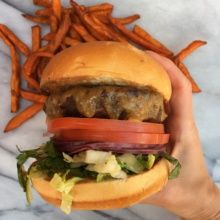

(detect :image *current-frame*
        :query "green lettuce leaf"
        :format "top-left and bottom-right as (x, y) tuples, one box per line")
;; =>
(50, 173), (83, 214)
(159, 152), (181, 179)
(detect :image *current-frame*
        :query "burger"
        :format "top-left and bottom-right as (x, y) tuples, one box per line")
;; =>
(17, 41), (181, 214)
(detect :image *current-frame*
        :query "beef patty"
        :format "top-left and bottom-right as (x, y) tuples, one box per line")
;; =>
(44, 85), (167, 122)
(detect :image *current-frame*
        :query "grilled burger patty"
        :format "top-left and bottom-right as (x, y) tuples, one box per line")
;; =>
(44, 85), (167, 122)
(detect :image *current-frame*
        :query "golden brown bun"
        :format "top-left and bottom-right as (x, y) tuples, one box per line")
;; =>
(31, 159), (169, 210)
(41, 42), (171, 101)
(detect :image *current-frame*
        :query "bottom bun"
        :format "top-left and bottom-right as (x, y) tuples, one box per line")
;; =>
(31, 159), (169, 210)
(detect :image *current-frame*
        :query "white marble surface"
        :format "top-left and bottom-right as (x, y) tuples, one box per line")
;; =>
(0, 0), (220, 219)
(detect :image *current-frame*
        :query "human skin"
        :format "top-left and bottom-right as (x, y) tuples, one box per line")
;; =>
(142, 51), (220, 220)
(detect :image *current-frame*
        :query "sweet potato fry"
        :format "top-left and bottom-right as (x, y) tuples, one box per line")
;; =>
(87, 3), (113, 13)
(22, 14), (50, 24)
(50, 10), (71, 52)
(91, 13), (140, 25)
(109, 17), (171, 57)
(10, 45), (20, 113)
(37, 57), (49, 79)
(0, 31), (20, 112)
(20, 90), (47, 103)
(0, 30), (13, 50)
(133, 25), (173, 57)
(33, 0), (51, 7)
(80, 5), (87, 12)
(91, 15), (126, 42)
(42, 32), (55, 41)
(32, 25), (41, 52)
(90, 10), (110, 24)
(70, 13), (81, 24)
(38, 44), (50, 52)
(50, 15), (58, 33)
(63, 37), (80, 46)
(0, 24), (30, 56)
(23, 51), (53, 77)
(176, 61), (201, 93)
(116, 14), (140, 25)
(175, 40), (207, 62)
(35, 8), (52, 17)
(70, 0), (103, 40)
(69, 27), (82, 41)
(61, 43), (67, 49)
(4, 103), (44, 132)
(72, 23), (96, 42)
(23, 74), (40, 91)
(52, 0), (62, 21)
(82, 13), (110, 40)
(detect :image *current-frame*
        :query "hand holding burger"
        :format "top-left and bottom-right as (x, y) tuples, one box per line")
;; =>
(17, 42), (181, 214)
(143, 52), (220, 220)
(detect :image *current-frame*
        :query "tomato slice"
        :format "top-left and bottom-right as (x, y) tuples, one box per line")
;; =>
(55, 129), (169, 145)
(47, 117), (165, 134)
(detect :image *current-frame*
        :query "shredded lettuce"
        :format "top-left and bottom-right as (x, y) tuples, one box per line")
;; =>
(61, 193), (73, 214)
(117, 153), (144, 174)
(96, 173), (106, 182)
(70, 150), (112, 164)
(26, 176), (33, 204)
(145, 154), (156, 169)
(50, 173), (82, 214)
(16, 140), (181, 214)
(86, 155), (125, 178)
(62, 152), (74, 163)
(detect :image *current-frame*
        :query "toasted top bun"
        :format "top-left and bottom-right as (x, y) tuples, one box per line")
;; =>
(41, 42), (172, 101)
(31, 159), (169, 210)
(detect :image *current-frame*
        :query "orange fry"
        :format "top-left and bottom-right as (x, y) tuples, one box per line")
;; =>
(42, 32), (55, 41)
(91, 15), (126, 42)
(37, 57), (49, 79)
(0, 24), (30, 56)
(33, 0), (51, 7)
(70, 13), (81, 24)
(116, 14), (140, 25)
(20, 90), (47, 103)
(90, 10), (110, 24)
(133, 25), (173, 57)
(63, 37), (80, 46)
(72, 23), (96, 42)
(0, 31), (20, 112)
(32, 25), (41, 52)
(23, 51), (53, 77)
(87, 3), (113, 12)
(23, 74), (40, 91)
(109, 17), (171, 57)
(35, 8), (52, 17)
(82, 13), (110, 41)
(61, 43), (67, 49)
(50, 10), (71, 52)
(176, 61), (201, 93)
(38, 44), (50, 52)
(70, 0), (102, 40)
(175, 40), (207, 62)
(22, 14), (50, 24)
(4, 103), (44, 132)
(50, 15), (58, 33)
(10, 45), (20, 113)
(52, 0), (62, 21)
(69, 27), (82, 41)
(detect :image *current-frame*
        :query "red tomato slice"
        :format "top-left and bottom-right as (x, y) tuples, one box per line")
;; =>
(47, 117), (165, 134)
(55, 129), (169, 145)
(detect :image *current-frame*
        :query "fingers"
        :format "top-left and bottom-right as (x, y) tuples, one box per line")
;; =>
(147, 51), (193, 120)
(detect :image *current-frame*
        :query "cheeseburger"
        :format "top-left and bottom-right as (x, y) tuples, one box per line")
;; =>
(17, 41), (181, 214)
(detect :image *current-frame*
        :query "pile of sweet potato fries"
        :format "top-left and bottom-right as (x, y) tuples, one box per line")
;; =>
(0, 0), (206, 132)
